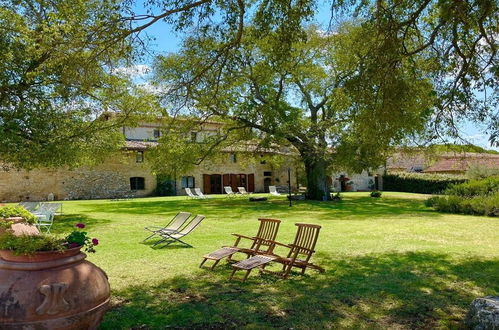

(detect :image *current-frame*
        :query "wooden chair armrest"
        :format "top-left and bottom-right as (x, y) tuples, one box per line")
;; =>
(288, 244), (315, 253)
(259, 239), (291, 248)
(231, 233), (256, 240)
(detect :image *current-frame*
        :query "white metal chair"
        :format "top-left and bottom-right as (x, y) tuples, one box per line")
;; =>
(185, 188), (200, 199)
(143, 212), (192, 242)
(238, 187), (250, 195)
(194, 188), (210, 199)
(224, 186), (237, 197)
(269, 186), (280, 196)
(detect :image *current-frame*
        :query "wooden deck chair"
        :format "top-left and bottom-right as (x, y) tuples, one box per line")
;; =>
(237, 187), (250, 195)
(224, 186), (237, 197)
(194, 188), (209, 199)
(18, 201), (40, 212)
(143, 212), (192, 242)
(269, 186), (280, 196)
(185, 188), (199, 199)
(153, 215), (205, 248)
(230, 223), (325, 281)
(200, 218), (281, 270)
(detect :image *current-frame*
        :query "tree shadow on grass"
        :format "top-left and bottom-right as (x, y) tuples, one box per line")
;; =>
(100, 252), (498, 329)
(82, 196), (443, 222)
(51, 213), (112, 233)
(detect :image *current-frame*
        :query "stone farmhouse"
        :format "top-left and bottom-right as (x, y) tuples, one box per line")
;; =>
(0, 120), (297, 202)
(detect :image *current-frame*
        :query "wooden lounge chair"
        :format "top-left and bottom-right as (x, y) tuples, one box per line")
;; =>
(143, 211), (192, 242)
(229, 223), (325, 281)
(224, 186), (237, 197)
(200, 218), (281, 270)
(269, 186), (280, 196)
(153, 215), (205, 248)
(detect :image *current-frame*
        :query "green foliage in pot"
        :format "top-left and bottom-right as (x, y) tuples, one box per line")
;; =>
(0, 205), (37, 230)
(0, 233), (65, 256)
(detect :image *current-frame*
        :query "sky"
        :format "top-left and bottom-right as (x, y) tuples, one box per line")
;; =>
(128, 2), (498, 151)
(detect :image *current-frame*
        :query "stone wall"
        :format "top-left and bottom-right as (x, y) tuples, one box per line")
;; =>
(0, 151), (156, 202)
(0, 150), (298, 201)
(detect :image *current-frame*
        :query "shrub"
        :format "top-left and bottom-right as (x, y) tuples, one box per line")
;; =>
(466, 163), (499, 180)
(0, 233), (65, 255)
(427, 192), (499, 217)
(370, 191), (382, 198)
(444, 176), (499, 197)
(383, 173), (467, 194)
(0, 205), (36, 224)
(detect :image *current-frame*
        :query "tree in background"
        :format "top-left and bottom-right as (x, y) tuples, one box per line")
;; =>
(0, 0), (157, 169)
(153, 25), (435, 199)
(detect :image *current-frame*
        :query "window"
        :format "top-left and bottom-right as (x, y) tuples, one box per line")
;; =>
(130, 177), (145, 190)
(191, 132), (198, 142)
(230, 153), (237, 163)
(181, 176), (195, 188)
(264, 171), (272, 177)
(153, 129), (161, 139)
(136, 151), (144, 163)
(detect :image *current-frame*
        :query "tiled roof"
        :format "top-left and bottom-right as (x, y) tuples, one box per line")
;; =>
(424, 153), (499, 173)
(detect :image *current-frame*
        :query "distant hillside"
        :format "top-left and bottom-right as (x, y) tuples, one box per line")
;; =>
(428, 144), (498, 154)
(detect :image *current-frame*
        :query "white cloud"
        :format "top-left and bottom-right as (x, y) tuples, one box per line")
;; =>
(113, 64), (150, 78)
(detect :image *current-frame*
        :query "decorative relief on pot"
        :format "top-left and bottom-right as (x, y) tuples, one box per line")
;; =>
(36, 283), (70, 315)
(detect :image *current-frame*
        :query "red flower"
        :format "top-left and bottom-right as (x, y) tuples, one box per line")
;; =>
(75, 223), (85, 229)
(92, 238), (99, 246)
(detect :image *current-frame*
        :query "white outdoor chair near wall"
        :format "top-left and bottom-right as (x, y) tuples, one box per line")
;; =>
(185, 188), (200, 199)
(238, 187), (250, 195)
(194, 188), (210, 199)
(18, 201), (40, 212)
(269, 186), (280, 196)
(224, 186), (237, 197)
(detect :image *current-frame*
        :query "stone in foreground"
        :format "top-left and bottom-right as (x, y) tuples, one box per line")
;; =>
(465, 296), (499, 330)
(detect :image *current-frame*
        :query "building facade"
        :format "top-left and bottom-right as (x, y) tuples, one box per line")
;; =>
(0, 120), (297, 202)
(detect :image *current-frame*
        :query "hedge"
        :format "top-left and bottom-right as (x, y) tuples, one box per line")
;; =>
(426, 192), (499, 217)
(383, 173), (467, 194)
(444, 175), (499, 197)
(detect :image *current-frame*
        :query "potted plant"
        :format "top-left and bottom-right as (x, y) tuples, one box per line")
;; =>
(0, 205), (38, 235)
(0, 216), (110, 330)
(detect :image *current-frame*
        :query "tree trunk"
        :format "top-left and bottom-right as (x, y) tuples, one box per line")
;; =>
(304, 157), (330, 200)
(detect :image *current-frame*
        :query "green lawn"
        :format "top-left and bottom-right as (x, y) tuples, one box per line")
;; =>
(51, 192), (499, 329)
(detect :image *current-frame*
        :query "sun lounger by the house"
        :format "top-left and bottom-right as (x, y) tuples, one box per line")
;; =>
(143, 211), (192, 242)
(230, 223), (324, 281)
(18, 201), (40, 212)
(238, 187), (251, 195)
(269, 186), (280, 196)
(224, 186), (237, 197)
(185, 188), (200, 199)
(194, 188), (210, 199)
(153, 215), (205, 248)
(200, 218), (281, 270)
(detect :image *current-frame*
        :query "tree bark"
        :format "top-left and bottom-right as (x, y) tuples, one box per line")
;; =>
(303, 156), (330, 200)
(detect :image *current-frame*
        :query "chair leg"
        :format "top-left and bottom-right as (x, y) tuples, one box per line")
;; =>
(199, 258), (208, 268)
(143, 233), (156, 242)
(211, 259), (221, 270)
(229, 268), (237, 280)
(242, 269), (252, 282)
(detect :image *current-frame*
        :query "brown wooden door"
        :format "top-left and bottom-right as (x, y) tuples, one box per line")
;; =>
(223, 174), (230, 190)
(248, 173), (255, 192)
(211, 174), (222, 194)
(203, 174), (211, 194)
(230, 173), (238, 192)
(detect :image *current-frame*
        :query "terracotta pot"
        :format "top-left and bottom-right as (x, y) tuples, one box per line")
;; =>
(0, 246), (82, 263)
(0, 249), (110, 329)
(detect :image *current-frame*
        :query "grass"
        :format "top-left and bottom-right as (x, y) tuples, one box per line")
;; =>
(49, 192), (499, 329)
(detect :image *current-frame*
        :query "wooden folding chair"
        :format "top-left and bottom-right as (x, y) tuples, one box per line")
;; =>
(230, 223), (325, 281)
(200, 218), (281, 270)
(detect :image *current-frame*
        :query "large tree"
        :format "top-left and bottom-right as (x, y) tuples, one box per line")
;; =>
(153, 25), (435, 199)
(0, 0), (158, 168)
